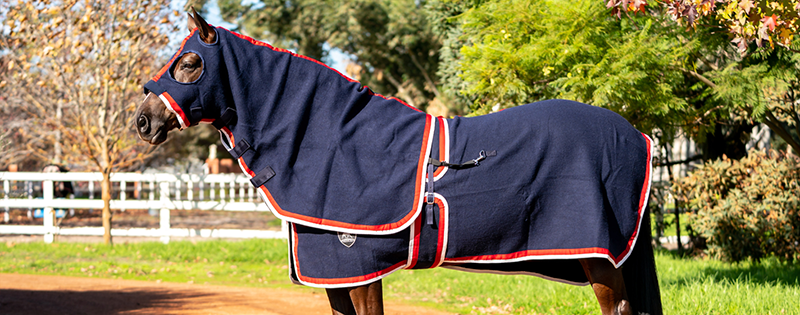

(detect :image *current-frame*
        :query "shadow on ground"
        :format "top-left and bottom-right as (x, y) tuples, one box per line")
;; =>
(0, 288), (212, 315)
(695, 262), (800, 287)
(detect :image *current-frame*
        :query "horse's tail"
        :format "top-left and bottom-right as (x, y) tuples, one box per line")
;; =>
(622, 208), (663, 315)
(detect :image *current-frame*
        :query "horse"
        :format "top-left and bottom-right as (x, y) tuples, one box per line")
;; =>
(134, 9), (662, 315)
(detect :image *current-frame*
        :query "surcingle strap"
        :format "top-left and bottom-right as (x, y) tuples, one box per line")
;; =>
(429, 150), (496, 170)
(426, 163), (435, 225)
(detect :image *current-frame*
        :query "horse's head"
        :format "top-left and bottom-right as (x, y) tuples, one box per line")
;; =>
(134, 8), (217, 145)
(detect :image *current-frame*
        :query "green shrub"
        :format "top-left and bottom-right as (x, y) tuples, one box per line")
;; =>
(674, 150), (800, 262)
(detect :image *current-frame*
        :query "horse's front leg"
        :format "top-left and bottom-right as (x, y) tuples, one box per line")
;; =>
(325, 279), (384, 315)
(579, 258), (631, 315)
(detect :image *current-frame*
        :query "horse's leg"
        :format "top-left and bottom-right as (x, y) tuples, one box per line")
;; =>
(325, 280), (384, 315)
(579, 258), (632, 315)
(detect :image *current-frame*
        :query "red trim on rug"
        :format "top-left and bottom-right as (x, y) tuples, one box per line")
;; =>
(291, 224), (407, 285)
(161, 92), (189, 128)
(153, 29), (196, 82)
(220, 127), (257, 178)
(406, 217), (422, 269)
(225, 28), (356, 83)
(431, 197), (446, 267)
(223, 27), (421, 113)
(250, 115), (433, 232)
(445, 247), (613, 263)
(220, 127), (235, 144)
(611, 133), (653, 264)
(239, 158), (255, 177)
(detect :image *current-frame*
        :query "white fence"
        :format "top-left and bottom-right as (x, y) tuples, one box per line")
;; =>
(0, 172), (286, 243)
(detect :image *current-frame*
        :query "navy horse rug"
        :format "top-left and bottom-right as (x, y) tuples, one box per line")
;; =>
(144, 27), (653, 288)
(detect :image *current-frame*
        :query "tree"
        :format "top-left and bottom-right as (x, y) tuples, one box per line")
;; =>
(615, 0), (800, 154)
(457, 0), (695, 136)
(608, 0), (800, 53)
(425, 0), (482, 114)
(701, 47), (800, 155)
(451, 0), (799, 156)
(0, 0), (175, 245)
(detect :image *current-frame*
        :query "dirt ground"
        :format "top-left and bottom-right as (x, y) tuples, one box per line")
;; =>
(0, 273), (453, 315)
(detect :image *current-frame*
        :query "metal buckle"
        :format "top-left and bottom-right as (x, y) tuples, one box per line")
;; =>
(426, 192), (435, 205)
(472, 150), (487, 166)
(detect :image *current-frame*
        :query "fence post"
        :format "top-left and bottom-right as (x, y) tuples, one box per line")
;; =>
(26, 181), (33, 218)
(3, 180), (9, 223)
(159, 181), (170, 244)
(43, 179), (55, 244)
(675, 206), (682, 256)
(119, 181), (126, 212)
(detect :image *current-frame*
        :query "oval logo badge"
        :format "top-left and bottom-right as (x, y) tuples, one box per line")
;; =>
(338, 232), (356, 248)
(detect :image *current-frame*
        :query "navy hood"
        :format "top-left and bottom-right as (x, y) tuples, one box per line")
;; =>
(143, 29), (232, 129)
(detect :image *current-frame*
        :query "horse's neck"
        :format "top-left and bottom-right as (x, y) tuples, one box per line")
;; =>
(220, 32), (424, 138)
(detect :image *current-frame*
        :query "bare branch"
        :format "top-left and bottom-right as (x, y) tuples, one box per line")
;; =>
(683, 69), (717, 89)
(764, 109), (800, 154)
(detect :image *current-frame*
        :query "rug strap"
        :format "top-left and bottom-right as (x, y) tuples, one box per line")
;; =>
(428, 150), (496, 170)
(426, 163), (435, 225)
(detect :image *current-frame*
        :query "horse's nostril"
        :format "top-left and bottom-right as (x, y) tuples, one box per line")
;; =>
(137, 115), (150, 134)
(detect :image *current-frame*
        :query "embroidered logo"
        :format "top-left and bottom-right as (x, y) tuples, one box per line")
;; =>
(337, 232), (357, 248)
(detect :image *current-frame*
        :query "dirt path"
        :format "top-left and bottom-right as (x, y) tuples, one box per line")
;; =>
(0, 273), (453, 315)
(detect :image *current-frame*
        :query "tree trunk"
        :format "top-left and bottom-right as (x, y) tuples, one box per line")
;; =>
(102, 169), (113, 245)
(54, 102), (62, 165)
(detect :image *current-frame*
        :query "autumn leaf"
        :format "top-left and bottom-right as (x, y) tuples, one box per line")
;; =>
(761, 14), (777, 32)
(739, 0), (755, 14)
(640, 1), (800, 53)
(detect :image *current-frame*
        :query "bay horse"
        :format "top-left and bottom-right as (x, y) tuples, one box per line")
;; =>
(134, 10), (662, 315)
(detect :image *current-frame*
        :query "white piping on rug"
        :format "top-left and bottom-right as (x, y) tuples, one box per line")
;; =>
(433, 118), (450, 181)
(433, 192), (449, 268)
(442, 265), (590, 287)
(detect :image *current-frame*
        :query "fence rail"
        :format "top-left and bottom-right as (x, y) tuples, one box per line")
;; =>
(0, 172), (285, 243)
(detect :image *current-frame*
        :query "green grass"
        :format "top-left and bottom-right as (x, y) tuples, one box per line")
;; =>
(2, 239), (799, 314)
(656, 252), (800, 314)
(651, 211), (692, 237)
(0, 239), (301, 290)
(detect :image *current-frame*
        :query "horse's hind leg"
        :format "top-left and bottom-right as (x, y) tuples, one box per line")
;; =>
(579, 258), (632, 315)
(325, 279), (384, 315)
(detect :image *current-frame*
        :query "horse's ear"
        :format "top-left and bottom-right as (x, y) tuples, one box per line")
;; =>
(187, 7), (216, 44)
